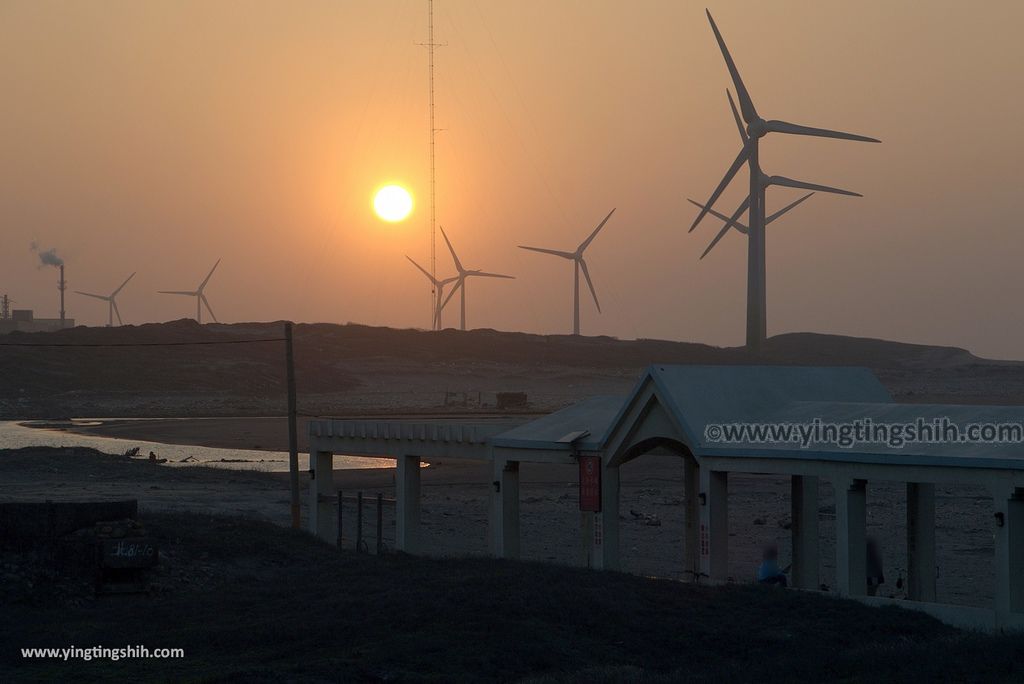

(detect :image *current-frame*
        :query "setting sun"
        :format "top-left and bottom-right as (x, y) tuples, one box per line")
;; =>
(373, 185), (413, 222)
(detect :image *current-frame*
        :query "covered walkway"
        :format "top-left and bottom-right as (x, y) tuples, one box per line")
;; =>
(308, 365), (1024, 631)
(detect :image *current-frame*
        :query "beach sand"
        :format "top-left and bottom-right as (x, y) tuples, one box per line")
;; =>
(3, 421), (998, 610)
(3, 322), (1018, 611)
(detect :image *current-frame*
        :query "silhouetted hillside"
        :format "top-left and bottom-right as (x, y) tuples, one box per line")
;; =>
(0, 321), (1019, 418)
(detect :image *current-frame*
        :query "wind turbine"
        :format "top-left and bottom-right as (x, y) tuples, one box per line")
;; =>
(406, 256), (459, 331)
(158, 259), (221, 324)
(437, 227), (514, 331)
(690, 92), (816, 258)
(688, 192), (814, 259)
(74, 272), (136, 327)
(519, 208), (614, 336)
(690, 10), (879, 350)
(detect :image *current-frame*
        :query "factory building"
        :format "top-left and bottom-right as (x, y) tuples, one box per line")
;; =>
(0, 309), (74, 334)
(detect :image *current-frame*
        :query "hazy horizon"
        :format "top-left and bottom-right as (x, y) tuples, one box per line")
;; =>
(3, 1), (1023, 359)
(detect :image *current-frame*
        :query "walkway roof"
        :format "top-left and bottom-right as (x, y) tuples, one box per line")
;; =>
(311, 365), (1024, 471)
(496, 365), (1024, 470)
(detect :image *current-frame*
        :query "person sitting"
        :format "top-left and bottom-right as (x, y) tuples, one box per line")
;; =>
(757, 545), (790, 587)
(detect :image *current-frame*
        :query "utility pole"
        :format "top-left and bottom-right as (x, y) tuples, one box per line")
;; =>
(58, 264), (66, 327)
(285, 322), (300, 529)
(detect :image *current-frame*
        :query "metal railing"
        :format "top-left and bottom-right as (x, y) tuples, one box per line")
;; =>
(332, 491), (395, 555)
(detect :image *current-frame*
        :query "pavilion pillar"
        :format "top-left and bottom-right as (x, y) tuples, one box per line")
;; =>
(395, 454), (421, 554)
(309, 450), (335, 542)
(835, 478), (867, 597)
(601, 463), (620, 570)
(906, 482), (937, 602)
(791, 475), (820, 590)
(699, 467), (728, 583)
(684, 454), (700, 581)
(489, 458), (520, 559)
(994, 486), (1024, 620)
(587, 462), (620, 571)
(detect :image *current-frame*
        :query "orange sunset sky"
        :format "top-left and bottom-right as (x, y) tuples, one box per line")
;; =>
(2, 1), (1023, 357)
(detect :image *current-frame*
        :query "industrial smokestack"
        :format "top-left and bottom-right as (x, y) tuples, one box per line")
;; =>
(59, 264), (66, 326)
(30, 243), (67, 325)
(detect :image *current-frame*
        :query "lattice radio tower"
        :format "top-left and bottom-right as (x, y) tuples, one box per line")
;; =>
(419, 0), (445, 329)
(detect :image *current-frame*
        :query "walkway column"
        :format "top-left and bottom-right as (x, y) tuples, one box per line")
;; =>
(835, 478), (867, 597)
(684, 455), (700, 581)
(489, 458), (520, 559)
(395, 454), (421, 554)
(994, 486), (1024, 620)
(600, 463), (620, 570)
(309, 450), (335, 542)
(791, 475), (820, 590)
(906, 482), (937, 602)
(699, 467), (728, 583)
(587, 462), (620, 571)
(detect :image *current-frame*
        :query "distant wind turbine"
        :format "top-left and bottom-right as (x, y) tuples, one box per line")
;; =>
(690, 11), (879, 350)
(519, 208), (614, 336)
(437, 227), (514, 331)
(158, 259), (221, 324)
(75, 272), (136, 327)
(406, 255), (459, 331)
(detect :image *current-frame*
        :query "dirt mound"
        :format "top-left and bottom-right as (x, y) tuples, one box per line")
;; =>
(760, 332), (990, 369)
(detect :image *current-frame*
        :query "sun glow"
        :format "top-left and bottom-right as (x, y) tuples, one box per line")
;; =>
(373, 185), (414, 222)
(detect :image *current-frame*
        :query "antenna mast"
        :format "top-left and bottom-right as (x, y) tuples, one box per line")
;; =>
(426, 0), (440, 329)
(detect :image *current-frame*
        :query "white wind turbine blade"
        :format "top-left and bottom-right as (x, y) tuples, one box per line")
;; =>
(689, 144), (750, 232)
(687, 198), (749, 233)
(111, 272), (136, 297)
(439, 226), (464, 273)
(578, 258), (601, 313)
(767, 175), (861, 197)
(518, 245), (575, 259)
(706, 10), (758, 123)
(200, 294), (218, 323)
(440, 278), (464, 310)
(726, 89), (748, 143)
(112, 299), (123, 326)
(406, 255), (438, 285)
(765, 192), (814, 224)
(468, 271), (515, 280)
(75, 291), (110, 302)
(700, 196), (750, 260)
(577, 208), (615, 253)
(765, 120), (880, 144)
(198, 259), (221, 292)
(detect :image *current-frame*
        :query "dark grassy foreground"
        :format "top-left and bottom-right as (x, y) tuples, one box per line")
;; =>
(3, 513), (1024, 683)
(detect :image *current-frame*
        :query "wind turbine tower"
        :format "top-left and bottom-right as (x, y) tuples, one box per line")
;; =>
(75, 272), (136, 327)
(158, 259), (222, 324)
(438, 227), (514, 331)
(406, 256), (458, 330)
(519, 208), (615, 336)
(690, 11), (879, 351)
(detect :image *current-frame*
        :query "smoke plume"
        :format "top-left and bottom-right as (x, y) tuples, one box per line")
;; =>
(30, 242), (64, 267)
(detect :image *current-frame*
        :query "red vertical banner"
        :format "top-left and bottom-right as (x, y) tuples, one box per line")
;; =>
(579, 455), (602, 512)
